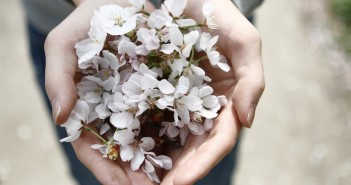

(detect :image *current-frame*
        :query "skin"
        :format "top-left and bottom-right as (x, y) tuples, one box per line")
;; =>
(44, 0), (265, 184)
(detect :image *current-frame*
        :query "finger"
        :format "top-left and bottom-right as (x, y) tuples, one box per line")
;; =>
(161, 134), (207, 185)
(208, 0), (265, 128)
(44, 1), (98, 124)
(117, 160), (156, 185)
(72, 130), (131, 185)
(173, 101), (242, 185)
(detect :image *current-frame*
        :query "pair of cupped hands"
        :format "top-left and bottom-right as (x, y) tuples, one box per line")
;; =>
(44, 0), (264, 184)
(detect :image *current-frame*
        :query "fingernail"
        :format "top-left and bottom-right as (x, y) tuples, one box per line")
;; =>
(52, 98), (61, 124)
(246, 104), (256, 128)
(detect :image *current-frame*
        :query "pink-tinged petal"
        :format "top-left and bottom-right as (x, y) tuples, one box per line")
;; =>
(188, 122), (205, 135)
(169, 26), (183, 46)
(146, 155), (162, 167)
(160, 43), (175, 54)
(60, 130), (82, 142)
(149, 155), (172, 170)
(100, 123), (111, 135)
(143, 160), (154, 173)
(145, 36), (160, 51)
(158, 79), (175, 94)
(110, 112), (134, 129)
(74, 100), (90, 121)
(131, 149), (145, 171)
(217, 95), (228, 106)
(139, 137), (155, 151)
(114, 129), (134, 145)
(142, 160), (160, 183)
(120, 145), (134, 161)
(135, 44), (151, 55)
(176, 18), (196, 27)
(102, 50), (120, 69)
(202, 95), (219, 109)
(167, 124), (180, 138)
(204, 119), (213, 131)
(139, 63), (158, 77)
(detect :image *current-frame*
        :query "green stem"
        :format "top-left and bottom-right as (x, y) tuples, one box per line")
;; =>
(192, 55), (208, 64)
(138, 10), (150, 16)
(83, 125), (107, 144)
(190, 47), (195, 62)
(180, 23), (206, 30)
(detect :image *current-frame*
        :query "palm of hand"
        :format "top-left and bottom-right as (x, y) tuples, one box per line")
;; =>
(159, 56), (240, 184)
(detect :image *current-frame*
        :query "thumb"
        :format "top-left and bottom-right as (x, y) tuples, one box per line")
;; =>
(44, 35), (78, 124)
(44, 0), (97, 124)
(231, 69), (265, 128)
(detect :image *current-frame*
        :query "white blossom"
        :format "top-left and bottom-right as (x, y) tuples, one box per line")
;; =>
(202, 2), (218, 29)
(60, 100), (90, 142)
(169, 27), (200, 58)
(164, 0), (187, 17)
(94, 4), (138, 35)
(65, 2), (230, 182)
(75, 17), (107, 63)
(198, 32), (230, 72)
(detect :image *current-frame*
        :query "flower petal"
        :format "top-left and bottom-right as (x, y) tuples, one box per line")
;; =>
(114, 129), (135, 145)
(131, 149), (145, 171)
(142, 160), (160, 183)
(110, 112), (134, 129)
(139, 137), (155, 151)
(169, 26), (183, 46)
(60, 130), (82, 142)
(120, 145), (134, 161)
(158, 79), (175, 94)
(100, 123), (111, 135)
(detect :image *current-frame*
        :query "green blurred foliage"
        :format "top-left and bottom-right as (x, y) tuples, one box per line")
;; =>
(331, 0), (351, 25)
(331, 0), (351, 54)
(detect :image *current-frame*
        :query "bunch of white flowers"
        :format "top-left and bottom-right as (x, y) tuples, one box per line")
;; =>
(60, 0), (229, 182)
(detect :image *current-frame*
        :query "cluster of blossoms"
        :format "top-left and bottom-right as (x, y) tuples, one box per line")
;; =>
(60, 0), (229, 183)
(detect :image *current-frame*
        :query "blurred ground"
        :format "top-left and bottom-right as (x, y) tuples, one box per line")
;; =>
(0, 0), (351, 185)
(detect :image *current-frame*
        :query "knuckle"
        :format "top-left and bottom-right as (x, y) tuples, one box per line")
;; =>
(230, 25), (262, 51)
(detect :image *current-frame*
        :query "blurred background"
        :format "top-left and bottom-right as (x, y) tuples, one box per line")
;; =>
(1, 0), (351, 185)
